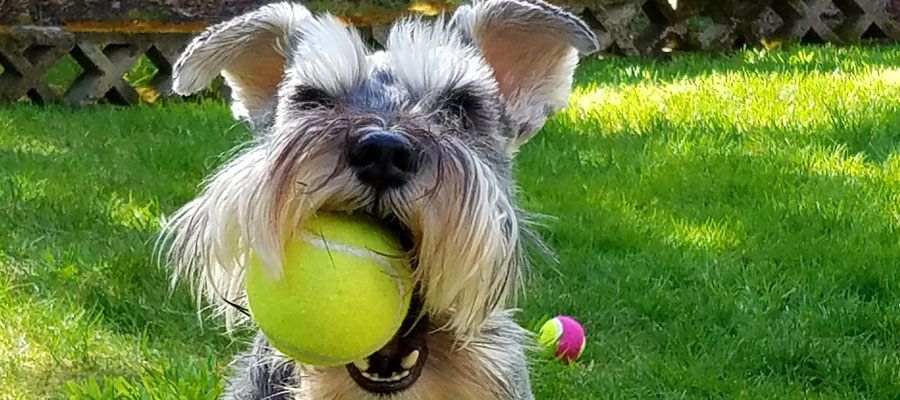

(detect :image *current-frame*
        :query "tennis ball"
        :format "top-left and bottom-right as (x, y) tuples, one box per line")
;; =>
(538, 315), (585, 364)
(245, 212), (413, 366)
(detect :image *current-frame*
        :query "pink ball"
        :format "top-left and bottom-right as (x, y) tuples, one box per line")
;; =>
(538, 315), (585, 364)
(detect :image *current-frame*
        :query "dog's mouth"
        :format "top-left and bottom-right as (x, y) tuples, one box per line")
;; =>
(346, 294), (429, 394)
(344, 213), (428, 394)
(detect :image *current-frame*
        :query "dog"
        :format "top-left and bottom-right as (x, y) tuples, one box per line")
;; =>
(161, 1), (598, 398)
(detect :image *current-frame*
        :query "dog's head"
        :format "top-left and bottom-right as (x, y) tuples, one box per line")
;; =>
(163, 0), (595, 394)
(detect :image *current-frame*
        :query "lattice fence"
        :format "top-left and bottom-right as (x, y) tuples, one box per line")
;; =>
(1, 0), (899, 106)
(565, 0), (900, 56)
(0, 27), (194, 105)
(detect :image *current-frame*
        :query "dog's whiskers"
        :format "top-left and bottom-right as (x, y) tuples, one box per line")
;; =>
(160, 0), (597, 397)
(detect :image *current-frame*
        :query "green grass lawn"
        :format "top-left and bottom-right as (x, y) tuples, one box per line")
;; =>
(2, 43), (900, 399)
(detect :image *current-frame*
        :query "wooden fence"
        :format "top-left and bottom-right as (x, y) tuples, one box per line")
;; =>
(573, 0), (900, 56)
(1, 0), (898, 105)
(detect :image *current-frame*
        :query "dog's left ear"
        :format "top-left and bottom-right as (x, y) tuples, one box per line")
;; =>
(450, 0), (598, 152)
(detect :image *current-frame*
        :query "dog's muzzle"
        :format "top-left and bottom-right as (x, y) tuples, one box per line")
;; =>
(349, 131), (418, 190)
(346, 295), (429, 394)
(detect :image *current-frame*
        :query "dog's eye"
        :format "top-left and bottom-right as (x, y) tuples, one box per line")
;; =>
(445, 90), (486, 129)
(291, 86), (334, 111)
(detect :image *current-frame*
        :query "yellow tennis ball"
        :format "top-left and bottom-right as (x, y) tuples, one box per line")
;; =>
(245, 212), (412, 366)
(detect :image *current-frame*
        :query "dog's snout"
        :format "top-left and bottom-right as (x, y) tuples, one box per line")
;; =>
(349, 131), (417, 189)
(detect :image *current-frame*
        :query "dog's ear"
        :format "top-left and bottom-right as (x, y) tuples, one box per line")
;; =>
(450, 0), (598, 152)
(173, 2), (310, 122)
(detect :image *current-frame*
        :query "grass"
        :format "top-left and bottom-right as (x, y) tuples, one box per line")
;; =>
(2, 43), (900, 399)
(0, 103), (243, 399)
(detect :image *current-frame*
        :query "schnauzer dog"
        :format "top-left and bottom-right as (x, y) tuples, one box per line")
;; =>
(162, 0), (597, 398)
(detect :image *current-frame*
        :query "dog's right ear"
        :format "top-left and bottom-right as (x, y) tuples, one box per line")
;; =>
(173, 2), (310, 122)
(449, 0), (598, 154)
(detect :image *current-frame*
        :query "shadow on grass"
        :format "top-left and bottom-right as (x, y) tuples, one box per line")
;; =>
(4, 41), (900, 398)
(518, 105), (900, 397)
(0, 103), (250, 396)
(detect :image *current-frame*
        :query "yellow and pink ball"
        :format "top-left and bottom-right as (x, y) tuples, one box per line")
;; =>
(538, 315), (585, 364)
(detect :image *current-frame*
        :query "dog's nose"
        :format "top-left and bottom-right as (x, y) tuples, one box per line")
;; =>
(349, 131), (417, 189)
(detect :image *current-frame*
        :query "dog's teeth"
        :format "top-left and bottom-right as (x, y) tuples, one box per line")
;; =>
(400, 350), (420, 370)
(386, 370), (410, 382)
(361, 371), (380, 381)
(353, 358), (370, 372)
(360, 369), (410, 383)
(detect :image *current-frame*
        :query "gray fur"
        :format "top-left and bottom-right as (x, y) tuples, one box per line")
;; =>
(450, 0), (599, 54)
(173, 2), (310, 127)
(165, 1), (597, 399)
(223, 313), (535, 400)
(223, 334), (298, 400)
(450, 0), (599, 151)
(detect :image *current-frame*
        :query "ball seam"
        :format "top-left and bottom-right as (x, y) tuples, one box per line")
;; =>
(304, 235), (409, 360)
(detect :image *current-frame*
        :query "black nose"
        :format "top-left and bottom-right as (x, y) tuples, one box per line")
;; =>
(349, 131), (417, 189)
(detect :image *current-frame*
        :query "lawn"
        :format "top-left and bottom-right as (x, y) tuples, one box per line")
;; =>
(2, 43), (900, 399)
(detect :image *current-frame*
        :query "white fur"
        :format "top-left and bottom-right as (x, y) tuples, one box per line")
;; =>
(502, 48), (579, 148)
(161, 145), (268, 327)
(386, 18), (497, 101)
(450, 0), (597, 152)
(400, 138), (520, 336)
(161, 119), (362, 328)
(286, 16), (369, 96)
(173, 2), (310, 121)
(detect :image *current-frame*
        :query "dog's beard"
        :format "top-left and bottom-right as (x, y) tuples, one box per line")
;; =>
(160, 111), (522, 336)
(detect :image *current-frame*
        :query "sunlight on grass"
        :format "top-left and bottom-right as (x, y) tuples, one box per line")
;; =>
(569, 65), (900, 140)
(3, 172), (48, 202)
(0, 134), (66, 156)
(105, 192), (160, 232)
(795, 145), (875, 179)
(520, 44), (900, 398)
(873, 67), (900, 85)
(2, 43), (900, 398)
(0, 102), (245, 398)
(666, 217), (744, 253)
(0, 296), (146, 398)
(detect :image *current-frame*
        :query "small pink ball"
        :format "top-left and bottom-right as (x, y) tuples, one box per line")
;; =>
(538, 315), (585, 364)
